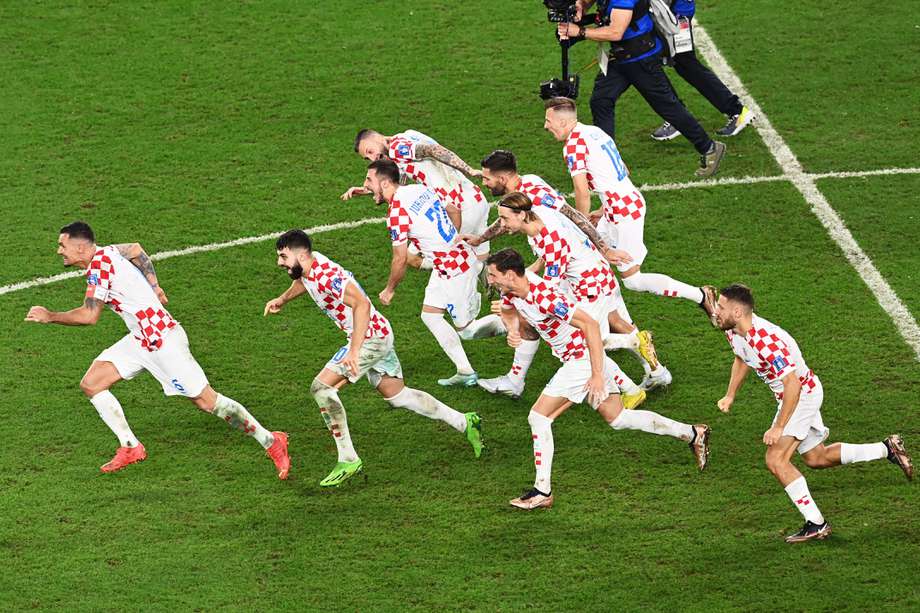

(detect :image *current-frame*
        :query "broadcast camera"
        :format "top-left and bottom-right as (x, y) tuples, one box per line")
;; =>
(539, 0), (595, 100)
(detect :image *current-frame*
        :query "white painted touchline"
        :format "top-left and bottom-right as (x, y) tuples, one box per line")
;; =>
(694, 23), (920, 361)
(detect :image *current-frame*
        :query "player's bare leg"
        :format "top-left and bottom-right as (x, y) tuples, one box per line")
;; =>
(420, 305), (478, 387)
(192, 385), (289, 480)
(620, 265), (718, 326)
(478, 312), (538, 400)
(376, 375), (483, 458)
(800, 438), (913, 480)
(510, 395), (572, 510)
(765, 436), (831, 542)
(80, 360), (146, 473)
(596, 393), (710, 470)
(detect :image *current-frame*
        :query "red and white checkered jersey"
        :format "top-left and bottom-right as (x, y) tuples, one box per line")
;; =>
(564, 122), (645, 224)
(518, 174), (566, 210)
(84, 246), (176, 352)
(387, 129), (488, 216)
(725, 313), (818, 401)
(528, 206), (617, 300)
(502, 271), (586, 363)
(388, 184), (475, 279)
(300, 251), (392, 341)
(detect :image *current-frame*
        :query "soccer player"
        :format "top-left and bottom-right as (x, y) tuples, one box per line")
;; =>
(342, 128), (491, 263)
(24, 222), (290, 478)
(363, 158), (483, 386)
(714, 284), (913, 542)
(469, 150), (671, 392)
(487, 248), (710, 510)
(265, 230), (483, 486)
(543, 97), (719, 326)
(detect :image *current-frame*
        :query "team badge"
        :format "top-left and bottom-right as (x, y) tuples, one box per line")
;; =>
(771, 355), (789, 372)
(566, 155), (576, 170)
(390, 229), (399, 241)
(87, 273), (100, 286)
(546, 264), (560, 278)
(553, 301), (569, 318)
(397, 144), (411, 158)
(331, 276), (343, 295)
(541, 194), (555, 207)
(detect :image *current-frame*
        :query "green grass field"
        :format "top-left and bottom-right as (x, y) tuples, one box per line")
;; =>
(1, 1), (918, 610)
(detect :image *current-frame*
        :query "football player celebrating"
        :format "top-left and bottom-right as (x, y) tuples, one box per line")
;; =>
(25, 222), (290, 478)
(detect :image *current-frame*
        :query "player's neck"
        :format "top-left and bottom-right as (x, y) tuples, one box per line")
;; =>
(734, 313), (754, 335)
(521, 218), (542, 238)
(79, 244), (98, 268)
(299, 254), (315, 276)
(510, 175), (522, 191)
(510, 275), (530, 298)
(563, 121), (577, 139)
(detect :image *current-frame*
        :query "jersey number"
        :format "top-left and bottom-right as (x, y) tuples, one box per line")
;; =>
(600, 141), (627, 181)
(425, 200), (456, 243)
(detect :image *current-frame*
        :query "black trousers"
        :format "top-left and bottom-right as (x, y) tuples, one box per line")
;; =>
(671, 21), (742, 117)
(590, 53), (713, 155)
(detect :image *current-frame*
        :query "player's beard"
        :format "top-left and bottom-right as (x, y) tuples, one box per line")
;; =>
(716, 315), (734, 331)
(488, 182), (508, 197)
(287, 263), (304, 280)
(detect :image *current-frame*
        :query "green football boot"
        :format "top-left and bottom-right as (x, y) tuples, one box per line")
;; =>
(464, 412), (484, 458)
(319, 459), (364, 488)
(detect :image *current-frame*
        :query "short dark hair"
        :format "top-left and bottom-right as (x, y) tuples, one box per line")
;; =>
(354, 128), (376, 152)
(720, 283), (754, 310)
(60, 221), (95, 242)
(276, 229), (312, 252)
(368, 158), (401, 184)
(544, 97), (577, 114)
(486, 248), (526, 276)
(481, 150), (517, 173)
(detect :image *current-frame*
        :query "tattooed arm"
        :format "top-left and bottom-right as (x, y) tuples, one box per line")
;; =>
(116, 243), (168, 304)
(557, 204), (632, 266)
(459, 219), (506, 247)
(25, 296), (103, 326)
(414, 143), (482, 180)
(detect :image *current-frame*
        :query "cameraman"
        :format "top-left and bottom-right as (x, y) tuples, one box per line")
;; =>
(650, 0), (753, 142)
(558, 0), (725, 177)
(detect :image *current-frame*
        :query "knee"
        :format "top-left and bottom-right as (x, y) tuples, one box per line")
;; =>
(764, 453), (787, 476)
(458, 326), (474, 341)
(310, 377), (335, 403)
(79, 376), (103, 398)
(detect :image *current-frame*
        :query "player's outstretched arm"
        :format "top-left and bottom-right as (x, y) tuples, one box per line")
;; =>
(570, 307), (608, 407)
(461, 219), (506, 247)
(264, 279), (307, 316)
(414, 143), (482, 180)
(340, 282), (372, 376)
(556, 204), (632, 265)
(718, 355), (750, 413)
(116, 243), (168, 304)
(25, 296), (103, 326)
(570, 173), (592, 216)
(341, 186), (372, 201)
(379, 243), (408, 306)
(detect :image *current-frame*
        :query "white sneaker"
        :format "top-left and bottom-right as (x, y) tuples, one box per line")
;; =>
(640, 367), (673, 391)
(477, 375), (524, 399)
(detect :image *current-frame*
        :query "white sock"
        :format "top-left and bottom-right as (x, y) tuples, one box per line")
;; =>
(459, 314), (506, 340)
(623, 271), (704, 303)
(311, 382), (359, 462)
(610, 409), (694, 441)
(603, 331), (639, 351)
(213, 394), (275, 449)
(508, 339), (539, 385)
(421, 312), (473, 374)
(609, 361), (641, 395)
(528, 411), (554, 494)
(386, 387), (467, 433)
(784, 476), (825, 524)
(840, 442), (887, 465)
(89, 391), (140, 448)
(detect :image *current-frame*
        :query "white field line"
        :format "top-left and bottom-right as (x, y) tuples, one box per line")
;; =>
(695, 24), (920, 361)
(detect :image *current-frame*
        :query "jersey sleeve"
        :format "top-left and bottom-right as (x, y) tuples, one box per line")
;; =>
(564, 137), (589, 177)
(539, 230), (570, 283)
(751, 330), (796, 380)
(387, 136), (417, 163)
(532, 282), (576, 323)
(85, 250), (114, 302)
(500, 293), (515, 310)
(387, 199), (411, 246)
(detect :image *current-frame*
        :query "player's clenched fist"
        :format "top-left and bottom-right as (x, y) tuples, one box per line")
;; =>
(264, 298), (285, 316)
(25, 306), (51, 323)
(717, 395), (734, 413)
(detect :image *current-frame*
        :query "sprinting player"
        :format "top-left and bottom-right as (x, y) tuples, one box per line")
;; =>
(265, 230), (482, 487)
(487, 248), (710, 510)
(469, 150), (671, 392)
(342, 128), (491, 263)
(363, 158), (483, 386)
(543, 97), (719, 325)
(24, 221), (290, 478)
(714, 284), (913, 543)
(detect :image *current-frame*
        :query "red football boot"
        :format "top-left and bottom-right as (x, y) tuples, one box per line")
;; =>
(100, 443), (147, 473)
(266, 432), (290, 480)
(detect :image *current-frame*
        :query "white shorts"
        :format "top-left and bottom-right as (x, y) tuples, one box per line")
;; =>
(324, 336), (403, 388)
(460, 201), (490, 257)
(597, 215), (647, 273)
(609, 285), (633, 325)
(772, 378), (828, 454)
(96, 325), (209, 398)
(541, 355), (623, 409)
(576, 292), (615, 339)
(423, 268), (482, 328)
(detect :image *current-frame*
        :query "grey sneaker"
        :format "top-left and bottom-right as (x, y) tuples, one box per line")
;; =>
(695, 141), (726, 178)
(477, 374), (524, 399)
(716, 106), (754, 137)
(651, 122), (681, 141)
(437, 372), (479, 387)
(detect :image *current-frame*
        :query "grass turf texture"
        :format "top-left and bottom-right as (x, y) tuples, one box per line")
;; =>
(1, 1), (918, 611)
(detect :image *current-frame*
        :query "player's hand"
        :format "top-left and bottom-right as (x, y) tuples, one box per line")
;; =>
(342, 348), (361, 377)
(507, 329), (522, 348)
(604, 248), (633, 266)
(585, 373), (609, 408)
(263, 298), (285, 316)
(717, 395), (734, 413)
(458, 233), (482, 247)
(379, 287), (395, 306)
(490, 300), (502, 315)
(589, 209), (604, 224)
(468, 168), (483, 180)
(24, 306), (51, 323)
(762, 425), (784, 446)
(340, 186), (367, 201)
(153, 285), (168, 305)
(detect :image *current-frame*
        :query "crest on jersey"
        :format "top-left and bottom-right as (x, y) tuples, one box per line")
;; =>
(87, 273), (100, 286)
(541, 194), (555, 207)
(331, 276), (343, 295)
(546, 264), (560, 278)
(397, 144), (411, 158)
(771, 355), (789, 372)
(566, 155), (576, 170)
(390, 229), (399, 241)
(553, 301), (569, 318)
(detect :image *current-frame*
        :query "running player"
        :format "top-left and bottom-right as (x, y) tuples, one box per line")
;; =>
(486, 248), (710, 510)
(363, 158), (482, 386)
(543, 97), (719, 325)
(714, 284), (913, 542)
(265, 230), (483, 486)
(24, 222), (290, 478)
